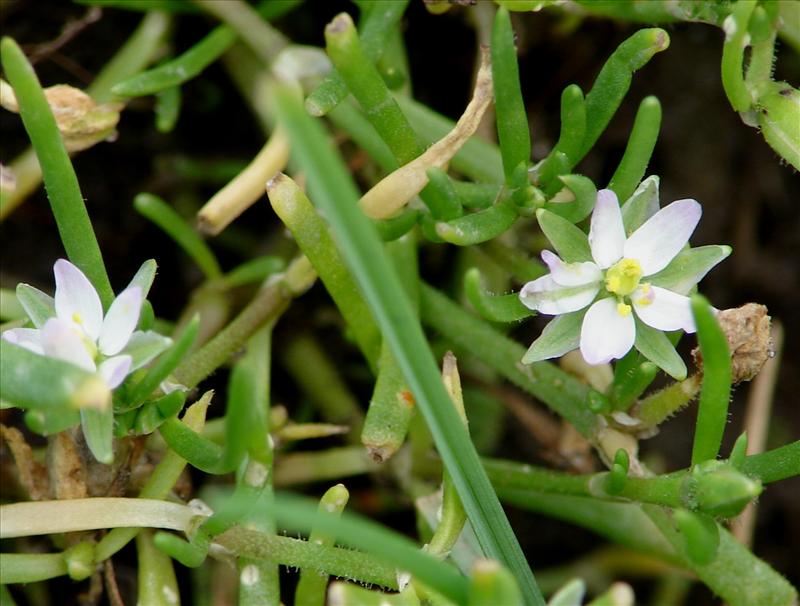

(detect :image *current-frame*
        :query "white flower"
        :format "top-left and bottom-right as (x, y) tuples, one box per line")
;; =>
(3, 259), (170, 393)
(520, 189), (706, 366)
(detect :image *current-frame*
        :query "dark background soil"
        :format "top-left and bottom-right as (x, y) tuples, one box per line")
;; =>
(1, 1), (798, 604)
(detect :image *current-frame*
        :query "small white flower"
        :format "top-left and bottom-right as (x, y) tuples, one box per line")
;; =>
(3, 259), (170, 393)
(520, 189), (706, 365)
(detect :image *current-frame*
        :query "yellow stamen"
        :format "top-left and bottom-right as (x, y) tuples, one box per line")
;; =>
(617, 302), (632, 317)
(635, 282), (654, 306)
(72, 312), (83, 325)
(605, 258), (643, 297)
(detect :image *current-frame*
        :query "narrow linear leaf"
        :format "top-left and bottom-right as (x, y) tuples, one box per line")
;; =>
(492, 7), (531, 179)
(1, 37), (113, 305)
(464, 268), (533, 323)
(134, 193), (222, 279)
(580, 28), (669, 162)
(607, 95), (661, 204)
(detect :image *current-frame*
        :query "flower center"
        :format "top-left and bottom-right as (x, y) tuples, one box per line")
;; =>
(605, 258), (642, 297)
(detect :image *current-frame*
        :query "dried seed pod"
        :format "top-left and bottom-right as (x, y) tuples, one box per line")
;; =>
(692, 303), (771, 383)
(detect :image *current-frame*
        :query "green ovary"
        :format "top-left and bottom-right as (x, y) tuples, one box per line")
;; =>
(605, 258), (642, 296)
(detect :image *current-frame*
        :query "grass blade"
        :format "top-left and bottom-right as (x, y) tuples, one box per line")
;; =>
(275, 86), (544, 606)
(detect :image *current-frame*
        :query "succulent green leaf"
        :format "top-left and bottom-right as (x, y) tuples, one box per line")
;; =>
(690, 294), (732, 465)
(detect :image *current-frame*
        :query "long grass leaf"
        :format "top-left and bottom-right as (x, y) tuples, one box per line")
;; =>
(275, 87), (543, 606)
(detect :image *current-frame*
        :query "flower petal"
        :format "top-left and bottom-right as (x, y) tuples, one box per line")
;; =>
(99, 286), (143, 356)
(2, 328), (44, 354)
(632, 285), (696, 332)
(624, 199), (701, 275)
(540, 250), (602, 287)
(54, 259), (103, 341)
(580, 297), (636, 364)
(520, 275), (599, 315)
(41, 318), (96, 372)
(588, 189), (626, 269)
(98, 355), (132, 389)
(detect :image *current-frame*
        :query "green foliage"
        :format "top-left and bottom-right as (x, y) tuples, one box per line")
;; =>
(1, 3), (796, 605)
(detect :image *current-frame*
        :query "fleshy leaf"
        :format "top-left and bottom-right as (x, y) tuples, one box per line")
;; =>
(522, 310), (584, 364)
(16, 283), (55, 328)
(536, 209), (592, 263)
(633, 318), (687, 380)
(620, 175), (659, 235)
(545, 174), (596, 224)
(648, 245), (732, 295)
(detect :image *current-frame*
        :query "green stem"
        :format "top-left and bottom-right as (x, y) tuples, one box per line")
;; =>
(720, 0), (757, 112)
(0, 498), (196, 539)
(294, 484), (350, 606)
(0, 553), (67, 584)
(95, 393), (210, 562)
(274, 446), (379, 487)
(739, 439), (800, 483)
(633, 375), (701, 428)
(136, 530), (181, 606)
(173, 257), (316, 389)
(237, 326), (280, 606)
(643, 505), (797, 606)
(215, 527), (398, 590)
